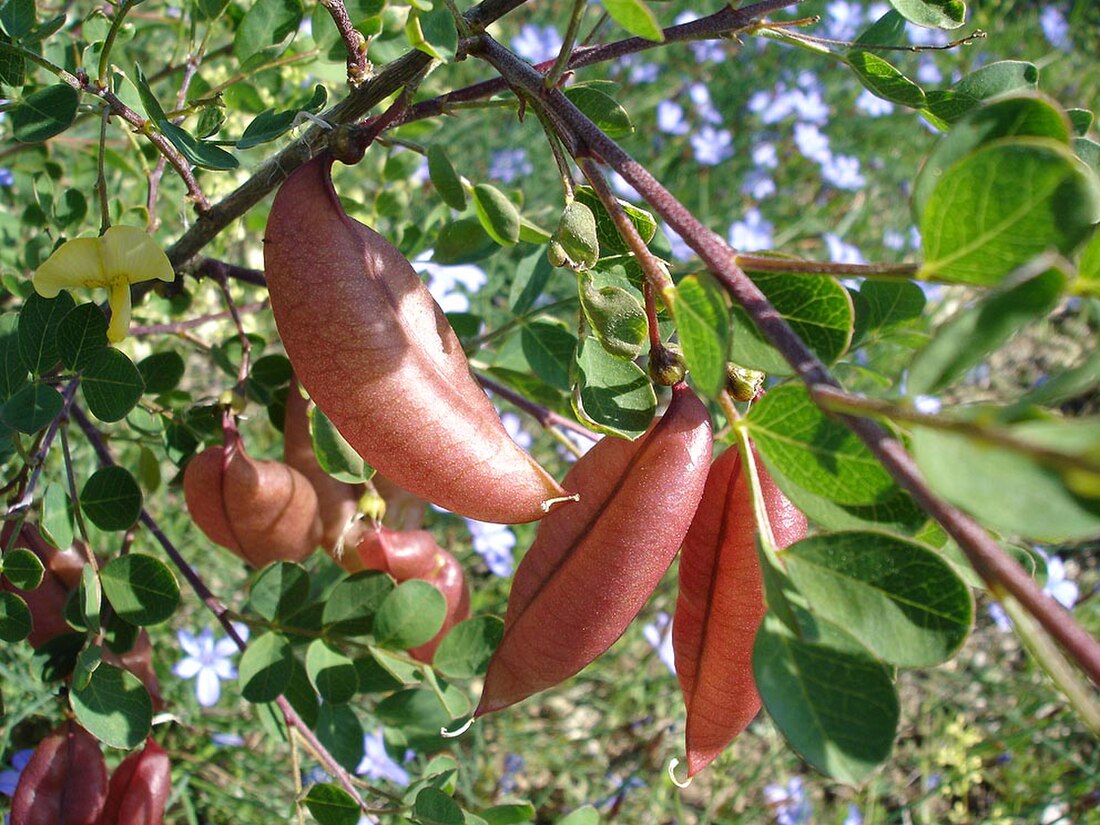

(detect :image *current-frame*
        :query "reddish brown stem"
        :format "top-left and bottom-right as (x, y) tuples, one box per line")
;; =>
(319, 0), (371, 86)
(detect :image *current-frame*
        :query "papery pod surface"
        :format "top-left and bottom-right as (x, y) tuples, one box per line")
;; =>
(264, 153), (565, 524)
(673, 444), (807, 776)
(11, 721), (108, 825)
(183, 443), (322, 567)
(99, 739), (171, 825)
(477, 383), (713, 716)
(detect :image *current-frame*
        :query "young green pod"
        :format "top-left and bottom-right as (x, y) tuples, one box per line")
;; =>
(11, 721), (108, 825)
(672, 444), (807, 777)
(264, 154), (565, 524)
(99, 739), (171, 825)
(476, 383), (712, 716)
(183, 443), (322, 567)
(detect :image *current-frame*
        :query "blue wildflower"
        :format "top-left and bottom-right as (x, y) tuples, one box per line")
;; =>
(729, 208), (774, 252)
(173, 624), (249, 707)
(641, 611), (676, 674)
(691, 125), (733, 166)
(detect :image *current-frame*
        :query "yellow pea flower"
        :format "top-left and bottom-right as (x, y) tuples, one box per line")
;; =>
(33, 225), (175, 343)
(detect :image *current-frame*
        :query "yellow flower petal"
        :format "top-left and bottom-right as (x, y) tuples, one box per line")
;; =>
(33, 237), (106, 297)
(100, 226), (174, 286)
(106, 280), (132, 343)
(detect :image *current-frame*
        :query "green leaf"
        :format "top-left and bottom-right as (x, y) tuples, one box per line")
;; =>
(413, 787), (464, 825)
(911, 94), (1072, 222)
(433, 616), (503, 680)
(0, 314), (28, 403)
(886, 0), (965, 29)
(251, 561), (311, 622)
(374, 580), (446, 650)
(0, 592), (32, 642)
(18, 290), (74, 375)
(306, 639), (359, 704)
(911, 416), (1100, 542)
(159, 120), (239, 170)
(1078, 229), (1100, 295)
(39, 481), (74, 552)
(304, 783), (361, 825)
(754, 613), (899, 784)
(428, 145), (466, 211)
(564, 86), (633, 139)
(57, 303), (109, 371)
(322, 571), (394, 636)
(137, 351), (185, 394)
(80, 564), (101, 633)
(473, 184), (521, 246)
(375, 687), (456, 750)
(0, 0), (35, 38)
(573, 186), (656, 256)
(847, 51), (925, 108)
(779, 477), (928, 534)
(434, 218), (497, 264)
(314, 702), (364, 772)
(1068, 108), (1094, 136)
(953, 60), (1038, 102)
(667, 272), (729, 397)
(2, 381), (63, 433)
(854, 9), (907, 47)
(920, 138), (1100, 285)
(234, 0), (303, 63)
(748, 383), (897, 505)
(237, 85), (326, 149)
(81, 347), (145, 422)
(908, 265), (1067, 395)
(239, 632), (294, 702)
(520, 320), (576, 392)
(578, 274), (646, 361)
(70, 663), (152, 749)
(572, 335), (656, 439)
(509, 249), (552, 315)
(783, 531), (973, 666)
(555, 807), (600, 825)
(920, 90), (979, 131)
(2, 547), (44, 590)
(0, 32), (26, 88)
(310, 404), (372, 483)
(850, 280), (925, 347)
(52, 189), (88, 231)
(483, 802), (537, 825)
(1076, 137), (1100, 177)
(99, 554), (180, 626)
(11, 84), (79, 142)
(133, 65), (168, 123)
(730, 270), (853, 374)
(602, 0), (663, 41)
(413, 2), (458, 63)
(80, 466), (143, 531)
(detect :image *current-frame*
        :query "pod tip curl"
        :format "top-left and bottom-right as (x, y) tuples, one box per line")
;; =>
(667, 758), (692, 789)
(440, 717), (475, 738)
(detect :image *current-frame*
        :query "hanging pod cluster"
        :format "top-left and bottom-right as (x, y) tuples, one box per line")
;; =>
(473, 387), (806, 777)
(264, 153), (565, 524)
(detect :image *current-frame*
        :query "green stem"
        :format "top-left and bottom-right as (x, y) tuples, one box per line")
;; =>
(98, 0), (138, 82)
(545, 0), (588, 88)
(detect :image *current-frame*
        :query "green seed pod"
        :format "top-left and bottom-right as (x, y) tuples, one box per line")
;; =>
(649, 343), (687, 386)
(579, 273), (648, 360)
(726, 364), (766, 402)
(551, 201), (600, 271)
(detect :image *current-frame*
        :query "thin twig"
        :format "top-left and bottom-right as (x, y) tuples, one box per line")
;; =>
(467, 32), (1100, 688)
(6, 381), (80, 517)
(476, 373), (597, 440)
(129, 302), (269, 336)
(148, 53), (203, 232)
(319, 0), (371, 86)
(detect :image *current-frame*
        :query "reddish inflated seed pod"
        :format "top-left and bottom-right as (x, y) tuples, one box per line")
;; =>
(264, 153), (566, 523)
(476, 383), (712, 716)
(183, 442), (322, 567)
(283, 376), (364, 556)
(409, 551), (472, 663)
(672, 444), (807, 777)
(98, 738), (171, 825)
(11, 721), (108, 825)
